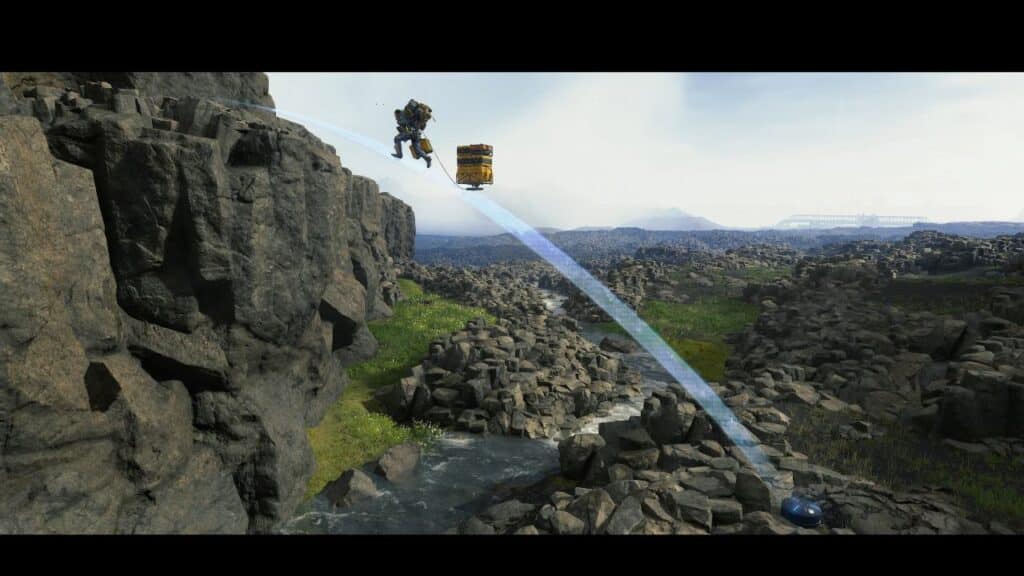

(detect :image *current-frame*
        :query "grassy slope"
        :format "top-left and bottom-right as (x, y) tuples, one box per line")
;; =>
(305, 279), (496, 499)
(786, 405), (1024, 528)
(783, 267), (1024, 526)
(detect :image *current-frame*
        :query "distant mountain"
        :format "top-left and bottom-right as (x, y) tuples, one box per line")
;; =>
(622, 208), (723, 231)
(573, 226), (615, 232)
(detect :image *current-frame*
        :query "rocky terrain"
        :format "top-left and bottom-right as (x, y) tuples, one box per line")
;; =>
(815, 230), (1024, 276)
(457, 383), (989, 535)
(733, 256), (1024, 450)
(415, 223), (1024, 267)
(0, 72), (414, 533)
(374, 314), (642, 439)
(5, 71), (1024, 536)
(563, 258), (654, 322)
(637, 243), (801, 268)
(401, 261), (559, 320)
(411, 232), (1024, 534)
(562, 247), (795, 323)
(387, 262), (643, 440)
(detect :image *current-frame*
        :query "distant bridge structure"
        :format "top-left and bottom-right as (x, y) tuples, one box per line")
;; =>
(774, 214), (930, 229)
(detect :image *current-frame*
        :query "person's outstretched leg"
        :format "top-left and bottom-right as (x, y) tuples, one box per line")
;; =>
(392, 132), (405, 158)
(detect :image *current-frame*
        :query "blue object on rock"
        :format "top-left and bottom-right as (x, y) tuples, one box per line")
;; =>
(781, 496), (823, 528)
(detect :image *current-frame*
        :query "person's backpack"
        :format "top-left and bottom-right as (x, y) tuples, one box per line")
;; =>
(398, 100), (432, 131)
(417, 103), (432, 123)
(403, 100), (419, 119)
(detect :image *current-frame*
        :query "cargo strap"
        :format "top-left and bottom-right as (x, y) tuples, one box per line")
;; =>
(434, 151), (460, 188)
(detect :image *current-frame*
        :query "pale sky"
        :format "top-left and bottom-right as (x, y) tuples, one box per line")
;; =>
(267, 73), (1024, 235)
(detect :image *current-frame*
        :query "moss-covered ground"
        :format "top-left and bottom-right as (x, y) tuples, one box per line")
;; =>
(305, 279), (496, 498)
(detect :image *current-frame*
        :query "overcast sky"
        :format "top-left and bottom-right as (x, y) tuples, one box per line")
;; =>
(267, 73), (1024, 235)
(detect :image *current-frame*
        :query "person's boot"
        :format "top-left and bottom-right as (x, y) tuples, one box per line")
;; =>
(424, 155), (432, 168)
(392, 140), (403, 159)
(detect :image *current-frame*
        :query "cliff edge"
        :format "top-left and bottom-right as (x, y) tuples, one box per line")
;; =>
(0, 72), (414, 533)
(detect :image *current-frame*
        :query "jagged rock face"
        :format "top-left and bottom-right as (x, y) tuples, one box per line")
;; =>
(1, 72), (274, 111)
(343, 176), (414, 320)
(0, 73), (415, 533)
(0, 116), (249, 533)
(381, 192), (415, 261)
(0, 76), (17, 115)
(87, 72), (275, 109)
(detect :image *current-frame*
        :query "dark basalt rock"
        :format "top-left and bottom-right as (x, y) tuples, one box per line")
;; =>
(600, 334), (639, 354)
(0, 73), (415, 534)
(323, 469), (380, 509)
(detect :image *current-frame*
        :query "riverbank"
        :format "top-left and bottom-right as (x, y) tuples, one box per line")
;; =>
(446, 259), (998, 534)
(284, 289), (674, 534)
(305, 279), (495, 499)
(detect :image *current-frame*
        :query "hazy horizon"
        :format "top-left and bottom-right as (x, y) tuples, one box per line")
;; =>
(268, 73), (1024, 235)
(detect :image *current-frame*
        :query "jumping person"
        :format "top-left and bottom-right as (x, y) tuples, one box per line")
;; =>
(392, 99), (433, 168)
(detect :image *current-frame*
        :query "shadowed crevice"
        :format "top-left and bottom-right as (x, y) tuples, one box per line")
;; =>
(84, 362), (121, 412)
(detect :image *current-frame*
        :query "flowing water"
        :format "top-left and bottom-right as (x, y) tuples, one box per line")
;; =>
(281, 434), (560, 534)
(281, 288), (668, 534)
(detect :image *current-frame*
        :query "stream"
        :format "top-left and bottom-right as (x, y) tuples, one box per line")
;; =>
(281, 288), (671, 534)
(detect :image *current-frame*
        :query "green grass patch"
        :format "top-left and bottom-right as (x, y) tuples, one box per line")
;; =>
(668, 265), (792, 293)
(785, 404), (1024, 528)
(597, 297), (757, 342)
(640, 298), (758, 342)
(596, 296), (757, 382)
(662, 337), (731, 382)
(305, 279), (496, 499)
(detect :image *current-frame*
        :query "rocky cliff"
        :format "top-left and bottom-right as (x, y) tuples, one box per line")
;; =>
(0, 72), (415, 533)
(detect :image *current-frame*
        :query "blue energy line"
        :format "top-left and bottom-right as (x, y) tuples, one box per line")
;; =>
(216, 98), (778, 482)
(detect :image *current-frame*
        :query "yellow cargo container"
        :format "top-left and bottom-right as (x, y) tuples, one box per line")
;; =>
(409, 137), (433, 159)
(456, 144), (493, 190)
